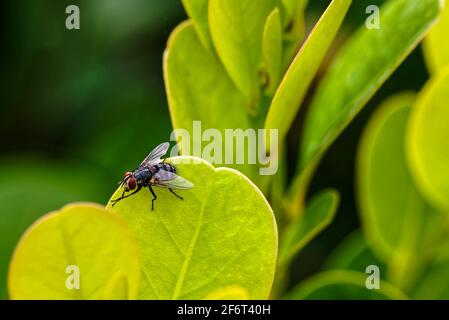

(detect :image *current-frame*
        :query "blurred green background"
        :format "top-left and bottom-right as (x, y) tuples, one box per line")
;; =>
(0, 0), (429, 299)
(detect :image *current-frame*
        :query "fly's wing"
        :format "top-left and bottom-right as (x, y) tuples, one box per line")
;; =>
(153, 170), (194, 190)
(140, 142), (170, 166)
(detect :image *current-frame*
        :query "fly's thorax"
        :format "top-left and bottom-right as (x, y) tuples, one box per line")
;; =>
(133, 167), (152, 185)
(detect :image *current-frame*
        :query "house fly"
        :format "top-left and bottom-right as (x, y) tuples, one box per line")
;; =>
(110, 142), (193, 210)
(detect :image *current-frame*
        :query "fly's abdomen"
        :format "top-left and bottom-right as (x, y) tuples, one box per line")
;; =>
(156, 163), (176, 173)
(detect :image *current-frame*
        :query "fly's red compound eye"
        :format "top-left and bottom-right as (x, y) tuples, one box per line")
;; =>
(128, 176), (137, 190)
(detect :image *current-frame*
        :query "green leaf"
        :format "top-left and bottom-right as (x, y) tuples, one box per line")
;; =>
(107, 157), (278, 300)
(269, 147), (288, 218)
(324, 230), (449, 299)
(0, 159), (108, 300)
(324, 230), (385, 273)
(8, 204), (141, 300)
(262, 8), (283, 95)
(204, 286), (249, 300)
(281, 0), (308, 28)
(208, 0), (277, 108)
(105, 272), (130, 300)
(407, 66), (449, 211)
(423, 1), (449, 73)
(357, 93), (443, 289)
(409, 225), (449, 299)
(272, 189), (338, 298)
(289, 0), (442, 210)
(278, 189), (339, 266)
(164, 21), (262, 186)
(281, 0), (309, 68)
(412, 259), (449, 299)
(181, 0), (212, 49)
(265, 0), (352, 150)
(285, 270), (408, 300)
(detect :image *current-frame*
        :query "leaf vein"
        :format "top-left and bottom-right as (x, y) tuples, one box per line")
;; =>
(171, 193), (208, 299)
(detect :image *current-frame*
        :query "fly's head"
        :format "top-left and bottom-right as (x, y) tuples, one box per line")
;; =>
(122, 171), (137, 192)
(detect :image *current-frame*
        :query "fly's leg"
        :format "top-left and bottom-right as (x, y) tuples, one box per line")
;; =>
(149, 185), (157, 211)
(113, 189), (126, 202)
(110, 186), (142, 206)
(111, 186), (141, 206)
(169, 188), (183, 200)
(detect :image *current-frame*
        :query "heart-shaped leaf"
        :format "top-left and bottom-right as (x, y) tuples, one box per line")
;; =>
(8, 204), (141, 300)
(107, 157), (277, 300)
(407, 66), (449, 211)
